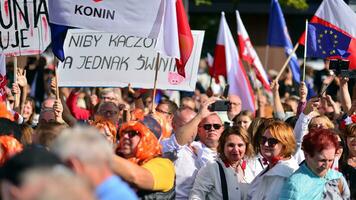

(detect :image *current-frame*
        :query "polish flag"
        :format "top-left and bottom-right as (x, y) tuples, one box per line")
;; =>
(0, 54), (7, 101)
(213, 12), (255, 112)
(236, 10), (270, 91)
(299, 0), (356, 69)
(156, 0), (194, 77)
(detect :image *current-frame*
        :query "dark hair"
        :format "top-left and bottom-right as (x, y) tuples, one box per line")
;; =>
(302, 128), (339, 157)
(249, 118), (275, 154)
(218, 126), (254, 162)
(0, 118), (21, 141)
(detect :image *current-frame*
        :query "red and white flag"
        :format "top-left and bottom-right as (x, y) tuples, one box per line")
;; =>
(0, 54), (7, 101)
(156, 0), (194, 77)
(236, 11), (270, 91)
(213, 12), (255, 112)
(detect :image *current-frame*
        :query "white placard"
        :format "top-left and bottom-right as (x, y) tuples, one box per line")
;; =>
(0, 0), (51, 56)
(57, 30), (204, 91)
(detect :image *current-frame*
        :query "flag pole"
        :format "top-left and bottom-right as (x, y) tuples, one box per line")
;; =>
(151, 52), (161, 113)
(53, 56), (60, 101)
(264, 45), (270, 70)
(275, 43), (299, 81)
(13, 56), (18, 101)
(302, 19), (308, 82)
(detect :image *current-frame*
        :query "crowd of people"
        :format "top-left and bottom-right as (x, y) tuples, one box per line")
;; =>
(0, 55), (355, 200)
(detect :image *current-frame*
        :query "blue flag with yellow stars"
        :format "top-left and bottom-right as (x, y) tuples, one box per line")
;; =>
(307, 23), (351, 59)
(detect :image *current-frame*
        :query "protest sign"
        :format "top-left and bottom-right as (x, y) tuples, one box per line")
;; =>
(0, 0), (50, 56)
(57, 30), (204, 91)
(48, 0), (164, 39)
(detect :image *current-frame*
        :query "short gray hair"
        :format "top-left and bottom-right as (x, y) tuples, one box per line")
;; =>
(51, 126), (113, 166)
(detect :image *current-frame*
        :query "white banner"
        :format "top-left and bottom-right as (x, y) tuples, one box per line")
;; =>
(0, 0), (50, 56)
(48, 0), (164, 39)
(57, 30), (204, 91)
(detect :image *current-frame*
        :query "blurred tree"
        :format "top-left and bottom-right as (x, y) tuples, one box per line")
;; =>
(193, 0), (308, 10)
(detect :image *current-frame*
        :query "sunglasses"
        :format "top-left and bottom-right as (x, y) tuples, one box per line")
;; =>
(201, 124), (222, 131)
(123, 130), (139, 138)
(260, 136), (280, 147)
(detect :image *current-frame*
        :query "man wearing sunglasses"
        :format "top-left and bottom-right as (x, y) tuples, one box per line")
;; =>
(161, 98), (224, 200)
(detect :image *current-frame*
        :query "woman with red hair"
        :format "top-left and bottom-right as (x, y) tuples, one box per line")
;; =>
(280, 128), (350, 199)
(113, 121), (175, 199)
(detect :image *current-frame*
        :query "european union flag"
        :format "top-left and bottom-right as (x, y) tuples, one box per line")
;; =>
(307, 23), (351, 59)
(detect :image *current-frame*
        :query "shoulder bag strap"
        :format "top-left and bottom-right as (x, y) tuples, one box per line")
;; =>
(216, 160), (229, 200)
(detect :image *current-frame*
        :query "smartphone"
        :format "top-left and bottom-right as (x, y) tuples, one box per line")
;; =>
(208, 100), (231, 112)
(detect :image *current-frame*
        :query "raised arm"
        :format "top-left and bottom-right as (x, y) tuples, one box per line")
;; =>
(271, 80), (285, 120)
(339, 76), (351, 112)
(175, 98), (216, 145)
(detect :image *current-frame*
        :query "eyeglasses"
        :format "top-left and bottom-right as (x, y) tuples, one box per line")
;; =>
(201, 124), (222, 131)
(155, 108), (171, 115)
(99, 110), (118, 116)
(123, 130), (139, 138)
(100, 96), (116, 101)
(260, 136), (280, 147)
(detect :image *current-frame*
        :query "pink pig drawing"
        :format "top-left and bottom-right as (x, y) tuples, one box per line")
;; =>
(168, 72), (185, 85)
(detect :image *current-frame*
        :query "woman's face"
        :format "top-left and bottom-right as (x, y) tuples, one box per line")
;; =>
(305, 147), (335, 177)
(260, 129), (283, 161)
(346, 135), (356, 156)
(23, 101), (33, 120)
(119, 131), (140, 158)
(335, 135), (343, 158)
(236, 115), (252, 130)
(224, 134), (246, 164)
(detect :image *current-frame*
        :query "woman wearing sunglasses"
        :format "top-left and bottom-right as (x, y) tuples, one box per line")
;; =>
(189, 126), (254, 200)
(280, 128), (350, 199)
(247, 121), (299, 200)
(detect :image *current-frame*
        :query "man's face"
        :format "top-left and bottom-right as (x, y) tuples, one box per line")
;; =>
(97, 104), (119, 124)
(228, 95), (242, 119)
(198, 114), (223, 149)
(100, 92), (117, 104)
(155, 103), (173, 122)
(39, 109), (56, 124)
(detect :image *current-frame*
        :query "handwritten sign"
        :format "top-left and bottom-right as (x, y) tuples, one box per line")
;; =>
(57, 30), (204, 91)
(0, 0), (51, 56)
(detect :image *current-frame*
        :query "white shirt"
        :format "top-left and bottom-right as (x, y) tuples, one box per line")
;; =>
(161, 134), (217, 200)
(247, 157), (299, 200)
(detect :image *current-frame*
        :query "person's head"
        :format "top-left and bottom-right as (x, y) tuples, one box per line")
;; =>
(34, 122), (68, 149)
(38, 108), (56, 124)
(22, 97), (35, 123)
(155, 100), (178, 123)
(0, 146), (66, 200)
(302, 128), (339, 177)
(20, 124), (34, 146)
(51, 126), (114, 185)
(344, 123), (356, 158)
(228, 95), (242, 120)
(308, 115), (334, 130)
(197, 114), (224, 150)
(90, 119), (117, 147)
(172, 107), (197, 133)
(285, 96), (299, 114)
(260, 121), (296, 164)
(41, 97), (56, 109)
(16, 167), (95, 200)
(0, 136), (23, 166)
(233, 110), (254, 130)
(248, 118), (274, 155)
(96, 101), (120, 124)
(99, 88), (118, 104)
(218, 126), (254, 165)
(118, 121), (161, 165)
(180, 97), (196, 111)
(0, 118), (21, 141)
